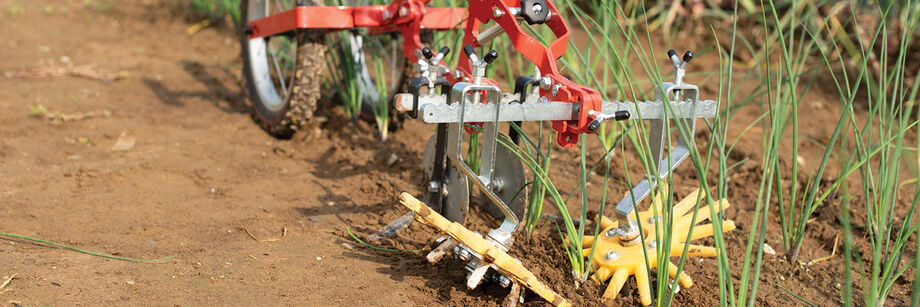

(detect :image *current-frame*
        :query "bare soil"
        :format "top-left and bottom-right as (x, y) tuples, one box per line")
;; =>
(0, 1), (915, 306)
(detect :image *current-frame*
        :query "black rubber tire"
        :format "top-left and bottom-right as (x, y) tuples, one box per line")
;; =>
(240, 0), (325, 138)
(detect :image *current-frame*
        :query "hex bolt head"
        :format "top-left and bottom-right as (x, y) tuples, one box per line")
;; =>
(539, 76), (552, 89)
(605, 227), (618, 238)
(497, 275), (512, 288)
(648, 239), (657, 249)
(551, 83), (562, 96)
(493, 8), (504, 18)
(456, 247), (472, 261)
(605, 251), (620, 261)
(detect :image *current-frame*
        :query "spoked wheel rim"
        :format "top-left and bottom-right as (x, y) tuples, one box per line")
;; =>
(355, 32), (407, 114)
(244, 0), (299, 114)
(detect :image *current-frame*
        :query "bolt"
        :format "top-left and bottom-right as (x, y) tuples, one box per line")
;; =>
(551, 83), (562, 96)
(382, 10), (391, 20)
(605, 251), (619, 261)
(648, 216), (661, 224)
(456, 247), (472, 261)
(491, 177), (504, 192)
(497, 275), (512, 288)
(605, 228), (617, 238)
(539, 76), (552, 89)
(428, 181), (439, 193)
(493, 8), (504, 18)
(648, 240), (657, 249)
(537, 96), (549, 104)
(399, 6), (408, 17)
(532, 3), (544, 14)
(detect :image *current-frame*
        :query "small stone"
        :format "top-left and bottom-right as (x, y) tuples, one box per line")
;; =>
(326, 201), (335, 206)
(387, 153), (399, 166)
(111, 136), (136, 151)
(307, 216), (325, 222)
(796, 155), (805, 167)
(125, 280), (136, 285)
(67, 154), (82, 160)
(315, 256), (322, 261)
(779, 275), (785, 281)
(762, 243), (776, 255)
(120, 297), (130, 301)
(59, 56), (71, 64)
(341, 243), (354, 250)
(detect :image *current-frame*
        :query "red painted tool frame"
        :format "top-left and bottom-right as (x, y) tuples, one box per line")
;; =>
(246, 0), (603, 147)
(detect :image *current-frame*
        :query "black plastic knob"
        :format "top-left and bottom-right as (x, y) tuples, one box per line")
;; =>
(422, 47), (433, 60)
(668, 49), (678, 60)
(438, 46), (451, 57)
(587, 120), (602, 132)
(683, 50), (694, 63)
(520, 0), (550, 25)
(483, 50), (499, 64)
(614, 110), (630, 121)
(463, 44), (477, 58)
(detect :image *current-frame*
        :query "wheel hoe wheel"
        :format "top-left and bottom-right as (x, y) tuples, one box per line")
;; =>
(240, 0), (325, 138)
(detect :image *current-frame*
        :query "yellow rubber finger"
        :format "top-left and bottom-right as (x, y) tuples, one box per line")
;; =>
(635, 264), (652, 306)
(688, 223), (717, 241)
(603, 268), (630, 300)
(667, 261), (693, 288)
(723, 220), (737, 232)
(687, 221), (737, 241)
(677, 244), (719, 257)
(595, 266), (613, 283)
(712, 198), (731, 212)
(672, 188), (704, 217)
(598, 214), (616, 230)
(582, 235), (595, 248)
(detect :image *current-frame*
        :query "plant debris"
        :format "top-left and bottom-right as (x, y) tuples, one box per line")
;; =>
(29, 104), (111, 125)
(0, 274), (15, 296)
(9, 64), (124, 82)
(239, 225), (287, 243)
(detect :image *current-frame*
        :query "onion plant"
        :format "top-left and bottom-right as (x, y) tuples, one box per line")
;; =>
(808, 1), (920, 305)
(325, 31), (364, 120)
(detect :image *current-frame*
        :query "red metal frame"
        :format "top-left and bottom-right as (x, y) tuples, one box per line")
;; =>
(246, 0), (603, 148)
(246, 2), (465, 62)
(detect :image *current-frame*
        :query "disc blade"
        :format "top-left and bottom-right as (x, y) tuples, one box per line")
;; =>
(422, 134), (468, 223)
(478, 137), (527, 220)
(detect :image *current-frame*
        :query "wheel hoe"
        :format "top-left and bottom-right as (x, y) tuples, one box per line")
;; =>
(240, 0), (733, 304)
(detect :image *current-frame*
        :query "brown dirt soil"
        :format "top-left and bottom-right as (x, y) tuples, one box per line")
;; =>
(0, 1), (916, 306)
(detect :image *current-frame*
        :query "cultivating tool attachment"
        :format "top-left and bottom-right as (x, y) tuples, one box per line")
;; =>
(582, 185), (736, 305)
(397, 192), (571, 307)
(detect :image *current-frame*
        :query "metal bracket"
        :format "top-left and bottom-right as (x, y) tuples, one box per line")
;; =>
(445, 81), (521, 243)
(613, 82), (706, 233)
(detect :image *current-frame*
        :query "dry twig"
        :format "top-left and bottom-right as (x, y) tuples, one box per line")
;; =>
(240, 225), (287, 242)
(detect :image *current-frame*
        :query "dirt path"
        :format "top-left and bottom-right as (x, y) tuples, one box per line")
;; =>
(0, 1), (451, 305)
(1, 1), (915, 307)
